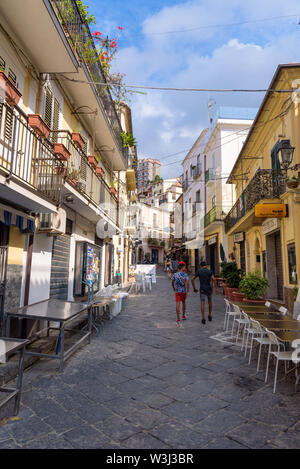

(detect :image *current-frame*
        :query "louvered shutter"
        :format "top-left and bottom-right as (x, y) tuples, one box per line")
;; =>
(44, 87), (53, 128)
(53, 97), (60, 132)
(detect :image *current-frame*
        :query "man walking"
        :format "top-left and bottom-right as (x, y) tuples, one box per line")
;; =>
(172, 261), (189, 326)
(191, 261), (215, 324)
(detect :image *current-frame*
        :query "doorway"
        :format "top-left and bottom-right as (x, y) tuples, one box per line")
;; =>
(151, 249), (159, 264)
(0, 223), (9, 334)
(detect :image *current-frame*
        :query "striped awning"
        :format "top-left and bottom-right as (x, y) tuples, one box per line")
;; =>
(0, 203), (35, 232)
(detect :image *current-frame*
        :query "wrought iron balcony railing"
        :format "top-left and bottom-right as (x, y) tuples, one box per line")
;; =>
(193, 163), (202, 178)
(205, 168), (215, 183)
(50, 0), (127, 165)
(52, 130), (118, 224)
(204, 206), (226, 228)
(224, 168), (286, 233)
(0, 102), (64, 205)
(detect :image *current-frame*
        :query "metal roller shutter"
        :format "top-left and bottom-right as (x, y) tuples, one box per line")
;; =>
(50, 234), (70, 299)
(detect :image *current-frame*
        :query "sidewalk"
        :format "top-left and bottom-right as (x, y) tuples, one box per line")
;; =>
(0, 269), (300, 449)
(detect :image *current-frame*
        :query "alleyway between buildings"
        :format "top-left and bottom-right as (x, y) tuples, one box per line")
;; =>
(1, 269), (300, 449)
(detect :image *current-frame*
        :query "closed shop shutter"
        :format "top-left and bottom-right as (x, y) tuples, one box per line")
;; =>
(50, 234), (70, 299)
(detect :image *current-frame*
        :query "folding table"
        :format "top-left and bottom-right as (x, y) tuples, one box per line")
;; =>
(4, 299), (91, 372)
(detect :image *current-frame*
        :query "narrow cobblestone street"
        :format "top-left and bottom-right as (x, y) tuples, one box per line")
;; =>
(1, 269), (300, 449)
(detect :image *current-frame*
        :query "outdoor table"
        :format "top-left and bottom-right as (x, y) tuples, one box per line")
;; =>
(274, 330), (300, 343)
(4, 299), (91, 372)
(257, 319), (300, 331)
(230, 302), (269, 312)
(247, 312), (285, 321)
(89, 297), (115, 334)
(0, 338), (28, 415)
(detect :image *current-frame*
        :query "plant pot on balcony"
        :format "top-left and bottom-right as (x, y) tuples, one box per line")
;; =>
(88, 155), (98, 169)
(54, 143), (71, 162)
(0, 71), (22, 106)
(110, 187), (116, 195)
(28, 114), (51, 139)
(72, 132), (85, 150)
(66, 177), (78, 187)
(96, 167), (104, 178)
(55, 166), (67, 177)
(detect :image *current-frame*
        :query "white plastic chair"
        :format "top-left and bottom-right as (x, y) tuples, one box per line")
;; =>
(264, 328), (295, 393)
(248, 318), (272, 370)
(135, 273), (145, 293)
(231, 305), (248, 343)
(145, 275), (152, 291)
(297, 314), (300, 322)
(223, 298), (240, 331)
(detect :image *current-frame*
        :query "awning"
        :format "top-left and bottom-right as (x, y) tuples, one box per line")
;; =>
(0, 203), (35, 232)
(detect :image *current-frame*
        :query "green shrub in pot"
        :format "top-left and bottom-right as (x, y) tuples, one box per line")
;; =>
(239, 271), (268, 300)
(226, 270), (242, 288)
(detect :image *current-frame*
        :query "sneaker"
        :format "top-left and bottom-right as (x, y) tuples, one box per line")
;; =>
(202, 318), (206, 325)
(182, 315), (187, 320)
(176, 319), (181, 327)
(208, 315), (212, 322)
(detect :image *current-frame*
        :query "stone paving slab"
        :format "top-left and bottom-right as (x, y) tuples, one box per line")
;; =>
(0, 268), (300, 448)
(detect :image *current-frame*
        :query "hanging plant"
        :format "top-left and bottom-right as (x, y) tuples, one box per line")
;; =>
(120, 131), (137, 148)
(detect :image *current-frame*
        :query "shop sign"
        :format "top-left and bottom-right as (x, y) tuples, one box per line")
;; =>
(233, 232), (244, 243)
(255, 203), (287, 218)
(262, 218), (280, 235)
(208, 236), (217, 246)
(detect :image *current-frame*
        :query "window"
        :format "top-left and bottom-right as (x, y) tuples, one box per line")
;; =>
(287, 243), (297, 284)
(212, 195), (216, 208)
(196, 190), (201, 203)
(43, 86), (61, 131)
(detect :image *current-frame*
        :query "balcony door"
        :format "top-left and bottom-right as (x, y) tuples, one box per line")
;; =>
(0, 223), (9, 334)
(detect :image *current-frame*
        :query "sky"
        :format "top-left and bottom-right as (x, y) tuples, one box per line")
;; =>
(86, 0), (300, 178)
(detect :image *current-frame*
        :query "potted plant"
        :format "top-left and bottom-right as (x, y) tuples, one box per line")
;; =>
(72, 132), (85, 150)
(220, 261), (242, 299)
(54, 142), (71, 162)
(88, 155), (98, 169)
(0, 71), (22, 106)
(96, 166), (104, 177)
(286, 177), (299, 189)
(239, 271), (269, 304)
(28, 114), (51, 139)
(110, 181), (116, 194)
(66, 168), (81, 187)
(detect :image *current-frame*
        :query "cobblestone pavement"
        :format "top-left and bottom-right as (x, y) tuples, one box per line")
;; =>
(1, 269), (300, 449)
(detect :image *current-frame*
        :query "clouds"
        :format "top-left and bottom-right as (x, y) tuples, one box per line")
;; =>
(93, 0), (300, 177)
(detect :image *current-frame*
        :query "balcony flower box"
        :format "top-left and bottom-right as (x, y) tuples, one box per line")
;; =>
(110, 186), (116, 195)
(88, 155), (98, 169)
(54, 143), (70, 162)
(55, 166), (67, 177)
(0, 71), (22, 106)
(28, 114), (51, 139)
(96, 167), (104, 178)
(66, 177), (77, 187)
(72, 132), (85, 150)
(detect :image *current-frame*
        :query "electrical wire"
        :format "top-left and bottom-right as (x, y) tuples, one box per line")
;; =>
(58, 74), (300, 94)
(136, 13), (300, 37)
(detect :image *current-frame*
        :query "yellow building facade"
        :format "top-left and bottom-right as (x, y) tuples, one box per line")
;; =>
(225, 64), (300, 308)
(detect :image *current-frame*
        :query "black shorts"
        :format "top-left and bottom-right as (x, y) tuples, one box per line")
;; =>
(200, 290), (212, 302)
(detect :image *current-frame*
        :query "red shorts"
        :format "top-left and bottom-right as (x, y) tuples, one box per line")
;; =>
(175, 292), (187, 302)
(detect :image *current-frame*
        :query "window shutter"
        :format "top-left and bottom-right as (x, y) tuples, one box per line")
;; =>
(8, 68), (17, 85)
(53, 97), (60, 132)
(4, 106), (14, 143)
(0, 56), (5, 72)
(44, 87), (53, 128)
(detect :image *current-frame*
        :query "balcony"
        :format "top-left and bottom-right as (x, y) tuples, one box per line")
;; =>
(224, 169), (286, 233)
(193, 164), (202, 179)
(0, 102), (64, 211)
(205, 168), (215, 184)
(159, 196), (168, 205)
(204, 206), (226, 228)
(49, 0), (127, 167)
(52, 130), (118, 224)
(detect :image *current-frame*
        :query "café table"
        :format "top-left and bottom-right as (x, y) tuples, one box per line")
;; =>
(247, 312), (285, 321)
(4, 299), (91, 372)
(230, 302), (269, 312)
(0, 338), (28, 415)
(257, 319), (300, 331)
(274, 330), (300, 343)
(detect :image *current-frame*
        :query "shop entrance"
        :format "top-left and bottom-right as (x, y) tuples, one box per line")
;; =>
(266, 230), (283, 300)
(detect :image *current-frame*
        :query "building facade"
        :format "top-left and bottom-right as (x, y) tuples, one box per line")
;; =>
(225, 64), (300, 310)
(136, 158), (161, 189)
(0, 0), (136, 335)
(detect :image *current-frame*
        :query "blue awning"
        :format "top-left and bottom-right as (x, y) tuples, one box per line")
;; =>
(0, 204), (35, 233)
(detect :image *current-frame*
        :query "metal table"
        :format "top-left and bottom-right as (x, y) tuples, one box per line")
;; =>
(257, 319), (300, 331)
(4, 299), (91, 372)
(274, 330), (300, 343)
(231, 302), (269, 312)
(0, 338), (28, 415)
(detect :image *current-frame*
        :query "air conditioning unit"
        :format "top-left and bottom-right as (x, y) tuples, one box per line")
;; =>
(38, 208), (66, 234)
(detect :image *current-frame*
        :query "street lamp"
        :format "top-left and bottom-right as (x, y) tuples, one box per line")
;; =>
(277, 139), (295, 170)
